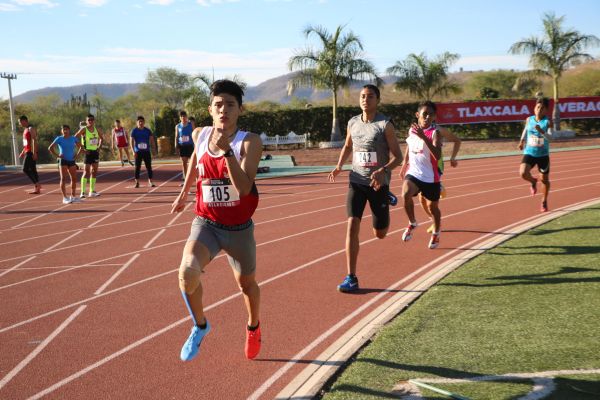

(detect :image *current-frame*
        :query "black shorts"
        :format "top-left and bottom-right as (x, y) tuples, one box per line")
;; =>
(406, 175), (441, 202)
(59, 159), (76, 167)
(522, 154), (550, 174)
(346, 182), (390, 230)
(179, 144), (194, 158)
(84, 150), (100, 164)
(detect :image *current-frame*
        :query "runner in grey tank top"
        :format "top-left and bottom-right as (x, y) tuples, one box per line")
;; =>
(328, 85), (402, 293)
(348, 113), (392, 187)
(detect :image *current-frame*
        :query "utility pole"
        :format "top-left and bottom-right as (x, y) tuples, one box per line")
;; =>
(1, 73), (19, 166)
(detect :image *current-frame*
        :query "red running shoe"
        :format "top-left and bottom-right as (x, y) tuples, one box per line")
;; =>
(245, 324), (261, 359)
(541, 201), (548, 212)
(530, 180), (537, 196)
(428, 233), (440, 249)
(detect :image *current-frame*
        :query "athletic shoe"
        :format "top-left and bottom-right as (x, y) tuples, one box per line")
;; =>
(428, 232), (440, 249)
(426, 224), (434, 233)
(388, 191), (398, 206)
(245, 324), (261, 360)
(62, 197), (72, 204)
(120, 161), (124, 167)
(128, 160), (134, 166)
(80, 193), (86, 199)
(179, 182), (185, 187)
(541, 201), (548, 212)
(70, 196), (82, 203)
(530, 180), (538, 196)
(89, 191), (100, 197)
(440, 184), (447, 199)
(180, 321), (211, 362)
(134, 182), (140, 188)
(337, 274), (359, 292)
(402, 223), (417, 242)
(150, 183), (156, 188)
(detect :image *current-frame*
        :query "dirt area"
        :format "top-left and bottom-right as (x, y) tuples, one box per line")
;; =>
(266, 135), (600, 166)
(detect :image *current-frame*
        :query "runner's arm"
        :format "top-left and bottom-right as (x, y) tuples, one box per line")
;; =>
(328, 129), (353, 182)
(30, 127), (39, 160)
(518, 117), (528, 150)
(370, 122), (402, 187)
(48, 141), (59, 158)
(438, 126), (461, 167)
(226, 133), (262, 197)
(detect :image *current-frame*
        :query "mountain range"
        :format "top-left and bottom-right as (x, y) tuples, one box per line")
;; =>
(13, 73), (397, 105)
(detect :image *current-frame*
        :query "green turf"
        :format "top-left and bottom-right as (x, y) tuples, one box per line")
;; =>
(322, 205), (600, 400)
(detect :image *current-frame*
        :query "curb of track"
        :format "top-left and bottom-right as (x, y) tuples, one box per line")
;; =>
(275, 197), (600, 399)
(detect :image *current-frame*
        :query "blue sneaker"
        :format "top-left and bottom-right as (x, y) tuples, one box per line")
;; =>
(180, 321), (211, 361)
(388, 191), (398, 206)
(337, 275), (359, 292)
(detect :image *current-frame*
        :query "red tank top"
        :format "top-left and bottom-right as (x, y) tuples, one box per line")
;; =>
(194, 127), (259, 225)
(114, 127), (128, 147)
(23, 127), (32, 152)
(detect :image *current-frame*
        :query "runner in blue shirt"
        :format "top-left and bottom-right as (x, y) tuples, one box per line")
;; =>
(130, 115), (157, 188)
(49, 125), (83, 204)
(174, 110), (195, 186)
(518, 97), (553, 212)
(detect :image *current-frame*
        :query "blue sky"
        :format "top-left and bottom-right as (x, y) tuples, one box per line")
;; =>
(1, 0), (599, 99)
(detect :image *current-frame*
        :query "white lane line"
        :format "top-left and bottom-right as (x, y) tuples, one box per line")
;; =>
(87, 170), (180, 228)
(0, 167), (125, 212)
(94, 254), (140, 295)
(44, 230), (83, 252)
(144, 229), (166, 249)
(8, 196), (600, 399)
(0, 256), (36, 279)
(0, 305), (87, 390)
(22, 204), (567, 400)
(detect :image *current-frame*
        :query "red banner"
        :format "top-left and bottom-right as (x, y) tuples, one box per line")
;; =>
(436, 96), (600, 125)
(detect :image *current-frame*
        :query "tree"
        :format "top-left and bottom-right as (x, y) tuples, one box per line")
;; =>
(288, 24), (382, 142)
(139, 67), (193, 109)
(386, 52), (461, 101)
(509, 12), (600, 129)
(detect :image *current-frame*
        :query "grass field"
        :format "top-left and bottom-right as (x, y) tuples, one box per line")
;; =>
(321, 205), (600, 400)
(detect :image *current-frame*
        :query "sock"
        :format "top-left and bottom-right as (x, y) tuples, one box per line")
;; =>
(90, 177), (96, 192)
(247, 321), (260, 331)
(81, 177), (88, 193)
(180, 291), (198, 326)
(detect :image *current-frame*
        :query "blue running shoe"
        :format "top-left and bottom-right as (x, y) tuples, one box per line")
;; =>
(337, 275), (359, 293)
(180, 321), (211, 361)
(388, 191), (398, 206)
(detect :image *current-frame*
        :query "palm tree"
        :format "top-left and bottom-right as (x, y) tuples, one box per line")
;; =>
(509, 12), (600, 129)
(387, 52), (461, 100)
(386, 52), (461, 101)
(288, 24), (382, 143)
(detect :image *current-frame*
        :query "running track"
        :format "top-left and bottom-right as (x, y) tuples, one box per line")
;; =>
(1, 149), (599, 400)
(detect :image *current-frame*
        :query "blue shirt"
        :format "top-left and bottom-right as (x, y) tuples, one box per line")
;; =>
(131, 127), (153, 153)
(177, 122), (194, 146)
(523, 116), (550, 157)
(51, 135), (79, 161)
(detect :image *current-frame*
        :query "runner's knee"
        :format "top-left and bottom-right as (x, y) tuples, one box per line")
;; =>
(178, 253), (202, 294)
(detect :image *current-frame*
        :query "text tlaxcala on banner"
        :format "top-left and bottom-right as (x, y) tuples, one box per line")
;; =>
(436, 96), (600, 125)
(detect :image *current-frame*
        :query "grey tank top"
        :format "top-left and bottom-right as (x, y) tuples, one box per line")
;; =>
(348, 113), (392, 186)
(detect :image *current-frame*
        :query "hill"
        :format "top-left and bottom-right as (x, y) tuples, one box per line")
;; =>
(11, 60), (600, 106)
(13, 83), (141, 103)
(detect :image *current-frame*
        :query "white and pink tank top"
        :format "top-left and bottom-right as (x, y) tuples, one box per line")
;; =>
(405, 125), (440, 183)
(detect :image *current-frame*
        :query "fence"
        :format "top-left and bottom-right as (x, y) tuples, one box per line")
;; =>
(259, 131), (308, 150)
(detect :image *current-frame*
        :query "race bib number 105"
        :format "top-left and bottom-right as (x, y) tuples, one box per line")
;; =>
(201, 179), (240, 206)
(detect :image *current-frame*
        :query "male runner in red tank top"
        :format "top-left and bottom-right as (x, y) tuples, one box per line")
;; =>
(171, 80), (263, 362)
(18, 115), (42, 194)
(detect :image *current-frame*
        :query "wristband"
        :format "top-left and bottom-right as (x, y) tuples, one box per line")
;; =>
(223, 149), (235, 158)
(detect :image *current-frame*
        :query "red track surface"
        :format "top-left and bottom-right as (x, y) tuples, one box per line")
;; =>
(1, 149), (599, 400)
